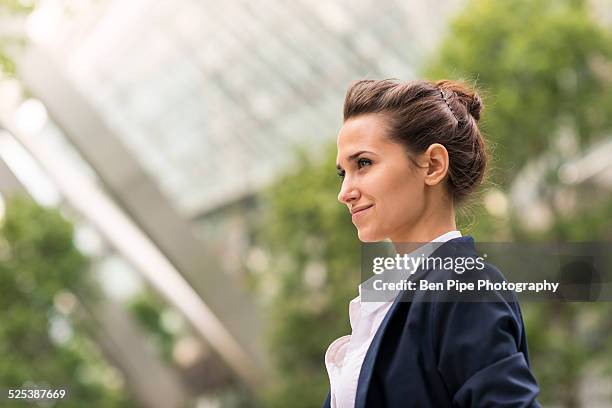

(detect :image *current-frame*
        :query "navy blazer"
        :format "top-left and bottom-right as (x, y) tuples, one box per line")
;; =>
(322, 236), (541, 408)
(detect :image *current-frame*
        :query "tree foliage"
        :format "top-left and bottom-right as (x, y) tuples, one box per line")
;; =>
(427, 0), (612, 187)
(0, 196), (133, 407)
(0, 0), (35, 75)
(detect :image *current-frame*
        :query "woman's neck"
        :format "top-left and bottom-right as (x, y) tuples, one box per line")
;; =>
(389, 201), (457, 251)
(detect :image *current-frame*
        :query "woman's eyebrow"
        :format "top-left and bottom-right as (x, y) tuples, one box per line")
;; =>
(336, 150), (376, 169)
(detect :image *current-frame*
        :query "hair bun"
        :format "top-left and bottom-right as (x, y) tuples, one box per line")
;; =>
(435, 79), (483, 123)
(468, 92), (482, 122)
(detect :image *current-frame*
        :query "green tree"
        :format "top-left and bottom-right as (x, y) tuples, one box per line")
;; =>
(0, 196), (133, 407)
(427, 0), (612, 188)
(128, 293), (177, 363)
(0, 0), (36, 75)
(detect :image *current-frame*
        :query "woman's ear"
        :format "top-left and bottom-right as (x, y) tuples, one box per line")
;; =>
(422, 143), (449, 186)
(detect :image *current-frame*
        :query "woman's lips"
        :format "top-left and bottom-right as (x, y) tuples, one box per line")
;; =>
(351, 205), (373, 220)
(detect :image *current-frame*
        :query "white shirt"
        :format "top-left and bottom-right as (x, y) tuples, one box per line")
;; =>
(324, 231), (462, 408)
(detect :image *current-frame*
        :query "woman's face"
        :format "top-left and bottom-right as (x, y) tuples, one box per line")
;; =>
(336, 114), (428, 242)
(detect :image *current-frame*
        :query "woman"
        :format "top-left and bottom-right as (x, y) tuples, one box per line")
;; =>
(324, 79), (541, 407)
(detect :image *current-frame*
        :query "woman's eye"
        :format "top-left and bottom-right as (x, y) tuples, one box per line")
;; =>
(337, 170), (345, 180)
(357, 158), (372, 168)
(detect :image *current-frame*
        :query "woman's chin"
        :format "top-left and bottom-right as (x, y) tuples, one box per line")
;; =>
(357, 228), (381, 243)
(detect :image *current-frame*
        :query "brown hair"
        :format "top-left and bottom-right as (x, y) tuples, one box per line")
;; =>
(343, 79), (487, 204)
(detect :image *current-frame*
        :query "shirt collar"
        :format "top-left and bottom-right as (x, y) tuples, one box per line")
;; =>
(431, 230), (462, 243)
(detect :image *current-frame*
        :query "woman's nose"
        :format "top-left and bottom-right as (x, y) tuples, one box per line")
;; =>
(338, 181), (359, 204)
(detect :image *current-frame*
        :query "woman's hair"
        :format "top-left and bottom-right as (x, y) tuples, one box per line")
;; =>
(343, 79), (487, 204)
